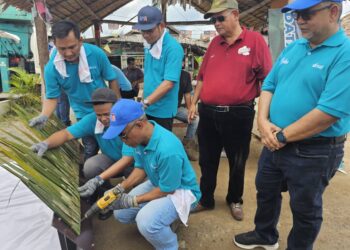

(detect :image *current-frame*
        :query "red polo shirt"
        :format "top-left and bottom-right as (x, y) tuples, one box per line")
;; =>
(197, 27), (272, 105)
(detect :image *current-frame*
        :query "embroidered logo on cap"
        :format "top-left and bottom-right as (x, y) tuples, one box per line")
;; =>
(139, 16), (148, 22)
(111, 113), (116, 122)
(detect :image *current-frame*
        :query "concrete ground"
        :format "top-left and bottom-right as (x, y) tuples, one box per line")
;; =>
(93, 128), (350, 250)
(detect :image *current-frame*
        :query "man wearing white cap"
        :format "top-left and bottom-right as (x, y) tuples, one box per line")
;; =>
(234, 1), (350, 249)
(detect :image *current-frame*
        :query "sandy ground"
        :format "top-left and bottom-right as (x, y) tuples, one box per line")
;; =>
(93, 129), (350, 250)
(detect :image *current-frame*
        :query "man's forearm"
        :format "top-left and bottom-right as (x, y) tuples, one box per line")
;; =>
(283, 109), (338, 142)
(145, 80), (173, 104)
(42, 98), (58, 117)
(184, 93), (192, 110)
(99, 156), (134, 180)
(136, 187), (172, 204)
(192, 80), (203, 105)
(257, 91), (273, 123)
(109, 80), (121, 99)
(120, 168), (146, 190)
(44, 129), (74, 148)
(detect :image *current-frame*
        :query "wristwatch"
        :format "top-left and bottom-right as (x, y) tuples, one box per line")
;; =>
(276, 130), (287, 144)
(142, 99), (150, 108)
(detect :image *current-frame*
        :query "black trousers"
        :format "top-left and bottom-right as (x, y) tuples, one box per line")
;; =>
(197, 102), (255, 207)
(146, 114), (173, 131)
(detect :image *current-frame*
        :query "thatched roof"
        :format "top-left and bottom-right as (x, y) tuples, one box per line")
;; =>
(0, 0), (270, 30)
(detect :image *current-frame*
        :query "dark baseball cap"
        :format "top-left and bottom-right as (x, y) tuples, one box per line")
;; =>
(133, 6), (163, 31)
(282, 0), (343, 13)
(85, 88), (118, 104)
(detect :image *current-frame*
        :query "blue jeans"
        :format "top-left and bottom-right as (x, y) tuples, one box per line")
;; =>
(254, 139), (344, 250)
(56, 91), (71, 127)
(114, 180), (179, 250)
(175, 106), (199, 139)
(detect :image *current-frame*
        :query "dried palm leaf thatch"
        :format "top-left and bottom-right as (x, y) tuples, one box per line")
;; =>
(0, 101), (82, 235)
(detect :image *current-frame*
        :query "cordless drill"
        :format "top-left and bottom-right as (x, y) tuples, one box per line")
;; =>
(82, 187), (120, 221)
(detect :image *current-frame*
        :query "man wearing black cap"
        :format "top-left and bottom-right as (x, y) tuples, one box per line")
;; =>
(234, 1), (350, 249)
(133, 6), (184, 131)
(31, 88), (134, 199)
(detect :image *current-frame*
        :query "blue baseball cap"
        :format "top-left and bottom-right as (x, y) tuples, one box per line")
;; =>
(133, 6), (163, 30)
(102, 99), (145, 140)
(281, 0), (343, 13)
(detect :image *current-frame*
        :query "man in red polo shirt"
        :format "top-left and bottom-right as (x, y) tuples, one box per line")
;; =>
(189, 0), (272, 221)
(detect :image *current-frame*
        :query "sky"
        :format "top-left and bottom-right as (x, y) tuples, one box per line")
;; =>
(83, 0), (215, 39)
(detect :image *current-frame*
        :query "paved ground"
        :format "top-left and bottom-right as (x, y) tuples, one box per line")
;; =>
(93, 129), (350, 250)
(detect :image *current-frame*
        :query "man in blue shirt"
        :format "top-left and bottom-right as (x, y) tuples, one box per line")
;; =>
(234, 1), (350, 250)
(102, 99), (201, 250)
(29, 20), (121, 161)
(31, 89), (134, 198)
(133, 6), (184, 131)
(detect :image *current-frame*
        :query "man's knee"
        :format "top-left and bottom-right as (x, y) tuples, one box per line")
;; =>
(114, 209), (136, 224)
(83, 156), (100, 179)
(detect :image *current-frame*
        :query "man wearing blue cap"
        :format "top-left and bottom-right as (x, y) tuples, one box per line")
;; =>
(133, 6), (184, 131)
(234, 1), (350, 250)
(102, 99), (201, 250)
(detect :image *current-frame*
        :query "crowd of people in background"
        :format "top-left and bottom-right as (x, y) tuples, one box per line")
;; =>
(29, 0), (350, 249)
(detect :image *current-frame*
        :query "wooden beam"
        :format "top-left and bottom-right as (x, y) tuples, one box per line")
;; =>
(76, 0), (100, 20)
(240, 0), (270, 19)
(33, 15), (49, 100)
(102, 19), (211, 26)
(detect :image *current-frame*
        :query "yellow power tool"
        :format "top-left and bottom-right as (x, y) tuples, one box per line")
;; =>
(81, 188), (120, 222)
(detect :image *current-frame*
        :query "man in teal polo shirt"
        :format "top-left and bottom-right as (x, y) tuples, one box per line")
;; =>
(102, 99), (201, 250)
(234, 1), (350, 250)
(31, 89), (134, 198)
(29, 20), (121, 161)
(133, 6), (184, 131)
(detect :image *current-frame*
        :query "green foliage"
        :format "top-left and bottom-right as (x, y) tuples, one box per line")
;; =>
(0, 103), (82, 235)
(9, 67), (41, 106)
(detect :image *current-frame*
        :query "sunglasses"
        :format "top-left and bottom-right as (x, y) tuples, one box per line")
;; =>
(119, 121), (137, 140)
(210, 12), (232, 24)
(291, 5), (332, 21)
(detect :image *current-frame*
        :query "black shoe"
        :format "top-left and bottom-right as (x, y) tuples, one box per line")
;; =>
(233, 231), (279, 250)
(98, 209), (113, 220)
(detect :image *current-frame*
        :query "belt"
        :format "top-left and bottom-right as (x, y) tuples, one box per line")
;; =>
(296, 135), (346, 145)
(201, 101), (255, 113)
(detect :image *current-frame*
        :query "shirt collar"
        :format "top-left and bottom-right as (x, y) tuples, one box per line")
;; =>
(297, 28), (347, 48)
(219, 26), (246, 45)
(143, 121), (161, 152)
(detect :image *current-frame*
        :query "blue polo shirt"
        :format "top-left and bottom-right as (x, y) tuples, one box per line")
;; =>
(67, 113), (133, 161)
(113, 66), (132, 91)
(45, 43), (116, 119)
(143, 32), (184, 118)
(263, 29), (350, 137)
(133, 121), (201, 203)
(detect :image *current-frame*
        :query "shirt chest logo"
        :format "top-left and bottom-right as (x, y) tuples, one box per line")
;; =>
(312, 63), (324, 70)
(281, 57), (289, 65)
(238, 46), (251, 56)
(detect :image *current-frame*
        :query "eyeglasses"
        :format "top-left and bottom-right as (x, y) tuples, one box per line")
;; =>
(210, 11), (233, 24)
(291, 5), (332, 21)
(119, 121), (137, 140)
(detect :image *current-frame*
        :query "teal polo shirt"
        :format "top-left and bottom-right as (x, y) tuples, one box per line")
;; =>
(143, 32), (184, 118)
(45, 43), (116, 119)
(263, 29), (350, 137)
(67, 113), (134, 161)
(113, 66), (132, 91)
(133, 121), (201, 203)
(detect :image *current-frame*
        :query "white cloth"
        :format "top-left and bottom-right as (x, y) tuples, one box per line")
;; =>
(53, 45), (92, 83)
(168, 189), (196, 226)
(144, 30), (166, 60)
(0, 166), (60, 250)
(94, 119), (105, 134)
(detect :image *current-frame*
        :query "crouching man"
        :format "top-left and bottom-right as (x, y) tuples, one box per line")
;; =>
(102, 99), (201, 250)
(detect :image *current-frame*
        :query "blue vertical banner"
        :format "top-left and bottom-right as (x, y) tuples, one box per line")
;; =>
(283, 12), (301, 47)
